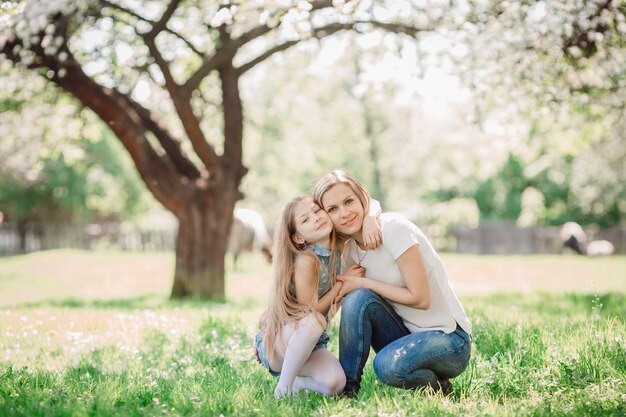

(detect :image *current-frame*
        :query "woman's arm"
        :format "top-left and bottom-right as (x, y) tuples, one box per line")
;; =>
(337, 245), (431, 309)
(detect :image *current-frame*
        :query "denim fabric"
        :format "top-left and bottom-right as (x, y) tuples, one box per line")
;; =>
(254, 330), (281, 377)
(339, 288), (471, 393)
(254, 329), (330, 377)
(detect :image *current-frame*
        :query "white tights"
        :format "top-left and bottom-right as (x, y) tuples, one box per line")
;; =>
(268, 313), (346, 398)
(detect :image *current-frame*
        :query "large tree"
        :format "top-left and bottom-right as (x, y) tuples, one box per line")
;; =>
(1, 0), (435, 298)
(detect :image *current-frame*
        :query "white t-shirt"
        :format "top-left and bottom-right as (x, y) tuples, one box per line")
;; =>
(343, 213), (472, 335)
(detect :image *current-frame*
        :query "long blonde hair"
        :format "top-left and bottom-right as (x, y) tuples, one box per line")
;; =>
(259, 196), (339, 362)
(312, 169), (371, 240)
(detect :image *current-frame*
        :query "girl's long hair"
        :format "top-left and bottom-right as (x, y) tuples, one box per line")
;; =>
(259, 196), (339, 362)
(312, 169), (371, 241)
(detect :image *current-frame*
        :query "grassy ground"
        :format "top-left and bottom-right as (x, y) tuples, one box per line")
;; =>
(0, 250), (625, 416)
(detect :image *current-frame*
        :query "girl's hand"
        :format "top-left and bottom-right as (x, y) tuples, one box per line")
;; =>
(344, 264), (366, 277)
(328, 281), (343, 321)
(361, 214), (382, 250)
(336, 274), (367, 298)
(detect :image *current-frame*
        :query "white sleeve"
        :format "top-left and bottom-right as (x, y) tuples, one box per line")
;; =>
(382, 217), (419, 260)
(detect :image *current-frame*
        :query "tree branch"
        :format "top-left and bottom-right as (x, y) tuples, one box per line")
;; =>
(184, 52), (232, 92)
(142, 30), (221, 174)
(186, 1), (338, 90)
(7, 46), (187, 212)
(183, 22), (239, 93)
(236, 19), (432, 75)
(232, 0), (335, 49)
(365, 21), (425, 37)
(145, 0), (182, 40)
(237, 40), (299, 75)
(233, 24), (274, 47)
(119, 95), (202, 180)
(101, 0), (203, 57)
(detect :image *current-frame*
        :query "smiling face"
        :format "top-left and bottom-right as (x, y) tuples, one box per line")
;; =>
(320, 183), (365, 237)
(291, 197), (333, 246)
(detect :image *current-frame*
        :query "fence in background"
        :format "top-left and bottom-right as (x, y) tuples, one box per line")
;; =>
(1, 221), (624, 256)
(450, 222), (626, 255)
(0, 223), (175, 256)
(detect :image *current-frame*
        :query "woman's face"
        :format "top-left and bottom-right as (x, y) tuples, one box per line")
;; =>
(320, 183), (364, 237)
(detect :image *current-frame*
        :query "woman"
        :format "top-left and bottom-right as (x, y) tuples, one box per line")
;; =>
(312, 170), (472, 397)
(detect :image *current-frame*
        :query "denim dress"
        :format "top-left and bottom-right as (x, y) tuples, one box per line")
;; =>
(254, 245), (341, 376)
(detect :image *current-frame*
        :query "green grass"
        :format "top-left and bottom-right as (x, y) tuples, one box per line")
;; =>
(0, 251), (625, 416)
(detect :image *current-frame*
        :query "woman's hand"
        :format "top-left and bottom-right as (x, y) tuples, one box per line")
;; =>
(361, 213), (382, 250)
(334, 265), (366, 304)
(336, 271), (368, 299)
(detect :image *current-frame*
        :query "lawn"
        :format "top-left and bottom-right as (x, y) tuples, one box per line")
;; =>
(0, 250), (625, 416)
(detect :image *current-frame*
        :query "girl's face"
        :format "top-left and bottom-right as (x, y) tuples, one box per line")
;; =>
(320, 183), (364, 237)
(291, 197), (333, 245)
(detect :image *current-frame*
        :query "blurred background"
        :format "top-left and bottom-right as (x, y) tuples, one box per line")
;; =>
(1, 4), (625, 414)
(1, 0), (624, 275)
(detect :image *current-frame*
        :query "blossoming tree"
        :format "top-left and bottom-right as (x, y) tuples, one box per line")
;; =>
(0, 0), (436, 298)
(1, 0), (623, 298)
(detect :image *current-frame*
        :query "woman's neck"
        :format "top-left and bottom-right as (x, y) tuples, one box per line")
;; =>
(352, 231), (365, 249)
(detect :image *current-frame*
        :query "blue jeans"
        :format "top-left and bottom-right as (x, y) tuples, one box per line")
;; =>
(339, 289), (471, 393)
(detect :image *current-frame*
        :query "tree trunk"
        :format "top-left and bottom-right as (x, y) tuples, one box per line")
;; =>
(170, 188), (237, 299)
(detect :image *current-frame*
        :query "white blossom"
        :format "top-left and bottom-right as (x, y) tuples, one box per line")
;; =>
(210, 7), (234, 27)
(0, 0), (94, 63)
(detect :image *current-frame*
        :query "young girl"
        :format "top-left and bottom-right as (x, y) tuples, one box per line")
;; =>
(254, 195), (379, 397)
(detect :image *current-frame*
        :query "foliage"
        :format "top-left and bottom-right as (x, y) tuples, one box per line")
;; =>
(0, 64), (151, 227)
(430, 144), (624, 227)
(241, 36), (403, 220)
(473, 153), (526, 221)
(454, 0), (626, 226)
(2, 0), (463, 297)
(0, 0), (624, 285)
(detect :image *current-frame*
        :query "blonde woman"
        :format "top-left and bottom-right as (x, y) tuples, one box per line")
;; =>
(313, 170), (472, 397)
(254, 195), (380, 398)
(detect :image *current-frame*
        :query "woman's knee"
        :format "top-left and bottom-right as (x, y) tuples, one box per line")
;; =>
(342, 288), (380, 316)
(373, 348), (412, 388)
(373, 351), (396, 386)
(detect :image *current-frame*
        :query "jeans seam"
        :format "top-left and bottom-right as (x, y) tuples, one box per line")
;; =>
(352, 298), (372, 382)
(350, 295), (406, 384)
